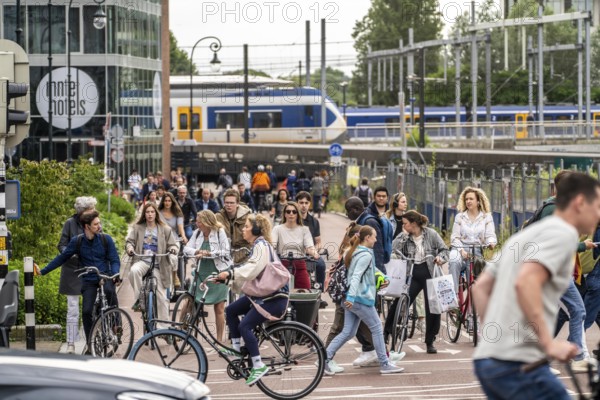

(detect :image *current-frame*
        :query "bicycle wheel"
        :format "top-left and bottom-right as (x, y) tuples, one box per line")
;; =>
(408, 301), (417, 339)
(256, 321), (325, 400)
(89, 307), (134, 359)
(446, 277), (466, 343)
(129, 329), (209, 382)
(391, 295), (410, 353)
(470, 288), (478, 347)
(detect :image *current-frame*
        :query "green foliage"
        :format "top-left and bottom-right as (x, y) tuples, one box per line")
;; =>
(326, 182), (346, 214)
(170, 31), (197, 75)
(351, 0), (443, 106)
(225, 69), (271, 78)
(68, 158), (107, 196)
(98, 211), (130, 253)
(96, 193), (136, 224)
(10, 260), (67, 340)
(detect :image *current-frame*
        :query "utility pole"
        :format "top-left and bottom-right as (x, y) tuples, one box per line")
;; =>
(243, 44), (249, 144)
(320, 18), (326, 144)
(305, 20), (311, 87)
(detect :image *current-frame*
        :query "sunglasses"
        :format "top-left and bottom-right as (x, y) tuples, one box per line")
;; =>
(285, 209), (298, 215)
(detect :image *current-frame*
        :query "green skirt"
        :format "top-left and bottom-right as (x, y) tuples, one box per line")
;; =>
(192, 242), (228, 305)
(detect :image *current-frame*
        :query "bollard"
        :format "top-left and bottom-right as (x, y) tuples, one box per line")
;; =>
(23, 257), (35, 350)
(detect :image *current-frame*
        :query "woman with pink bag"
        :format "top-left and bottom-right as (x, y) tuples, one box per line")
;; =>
(216, 214), (290, 386)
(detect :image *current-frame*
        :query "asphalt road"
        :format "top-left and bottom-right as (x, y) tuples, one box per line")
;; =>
(118, 211), (599, 400)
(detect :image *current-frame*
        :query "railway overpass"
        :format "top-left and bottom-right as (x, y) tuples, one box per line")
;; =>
(171, 141), (600, 174)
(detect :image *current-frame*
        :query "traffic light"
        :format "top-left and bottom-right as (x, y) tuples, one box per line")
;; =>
(0, 39), (30, 148)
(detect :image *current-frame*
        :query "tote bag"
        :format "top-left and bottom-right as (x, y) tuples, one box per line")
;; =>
(241, 243), (290, 298)
(426, 265), (458, 314)
(378, 259), (407, 297)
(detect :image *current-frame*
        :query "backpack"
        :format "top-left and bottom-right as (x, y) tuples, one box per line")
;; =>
(357, 213), (393, 264)
(579, 234), (600, 275)
(75, 233), (109, 266)
(326, 255), (370, 304)
(522, 198), (555, 230)
(357, 187), (370, 207)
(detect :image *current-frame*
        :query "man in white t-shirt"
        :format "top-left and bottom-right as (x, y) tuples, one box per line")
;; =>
(472, 172), (600, 400)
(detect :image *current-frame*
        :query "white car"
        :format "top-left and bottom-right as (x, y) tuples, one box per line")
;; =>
(0, 348), (211, 400)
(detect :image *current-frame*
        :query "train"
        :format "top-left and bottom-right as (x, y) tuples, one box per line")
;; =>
(345, 105), (600, 140)
(119, 75), (347, 144)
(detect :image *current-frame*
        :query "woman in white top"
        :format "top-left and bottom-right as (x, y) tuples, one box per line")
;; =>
(271, 201), (319, 290)
(449, 186), (497, 293)
(183, 210), (231, 342)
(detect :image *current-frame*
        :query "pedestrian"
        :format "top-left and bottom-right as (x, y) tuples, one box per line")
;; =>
(473, 172), (600, 399)
(251, 165), (271, 212)
(216, 188), (253, 264)
(128, 169), (142, 204)
(324, 225), (404, 376)
(176, 185), (198, 239)
(57, 196), (98, 354)
(238, 166), (252, 188)
(286, 170), (297, 199)
(195, 188), (220, 213)
(269, 188), (290, 224)
(310, 171), (324, 215)
(237, 182), (255, 212)
(354, 178), (373, 208)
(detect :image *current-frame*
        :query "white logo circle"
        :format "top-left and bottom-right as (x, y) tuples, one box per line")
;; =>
(36, 67), (99, 130)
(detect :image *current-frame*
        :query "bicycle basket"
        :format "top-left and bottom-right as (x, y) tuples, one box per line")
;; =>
(289, 290), (320, 327)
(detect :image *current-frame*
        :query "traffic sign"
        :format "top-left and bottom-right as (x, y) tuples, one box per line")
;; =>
(330, 156), (342, 166)
(329, 143), (343, 157)
(111, 148), (124, 163)
(110, 124), (124, 140)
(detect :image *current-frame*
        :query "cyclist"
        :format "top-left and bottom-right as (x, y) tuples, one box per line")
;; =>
(473, 172), (600, 399)
(183, 210), (232, 343)
(216, 188), (252, 264)
(126, 203), (178, 329)
(271, 201), (318, 290)
(176, 185), (197, 240)
(216, 214), (289, 386)
(324, 225), (403, 376)
(159, 192), (187, 290)
(57, 196), (98, 354)
(449, 186), (497, 294)
(391, 210), (448, 354)
(386, 192), (408, 239)
(310, 171), (324, 214)
(295, 191), (327, 303)
(269, 188), (290, 224)
(37, 210), (120, 343)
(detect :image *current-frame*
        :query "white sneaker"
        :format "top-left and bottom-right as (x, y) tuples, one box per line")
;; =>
(353, 350), (378, 367)
(66, 344), (75, 354)
(389, 351), (406, 363)
(380, 362), (405, 374)
(324, 360), (341, 376)
(549, 367), (561, 376)
(571, 358), (598, 373)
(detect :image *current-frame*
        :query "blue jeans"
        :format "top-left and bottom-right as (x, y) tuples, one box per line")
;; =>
(131, 187), (142, 202)
(184, 224), (194, 240)
(81, 280), (117, 341)
(225, 295), (288, 358)
(554, 280), (587, 360)
(315, 257), (326, 290)
(584, 265), (600, 330)
(326, 302), (389, 366)
(448, 247), (482, 294)
(474, 358), (570, 400)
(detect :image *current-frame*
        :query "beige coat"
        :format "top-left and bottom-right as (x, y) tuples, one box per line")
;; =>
(125, 223), (178, 287)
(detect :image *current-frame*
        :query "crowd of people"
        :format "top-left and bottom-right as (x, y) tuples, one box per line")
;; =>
(34, 164), (600, 395)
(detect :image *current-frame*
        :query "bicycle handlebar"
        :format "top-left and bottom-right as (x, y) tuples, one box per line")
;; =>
(394, 252), (435, 262)
(451, 244), (494, 250)
(278, 253), (316, 261)
(74, 266), (120, 281)
(130, 252), (172, 257)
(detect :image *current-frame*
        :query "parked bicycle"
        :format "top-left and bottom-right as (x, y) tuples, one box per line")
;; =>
(129, 275), (326, 400)
(75, 267), (133, 358)
(388, 253), (434, 353)
(446, 245), (488, 347)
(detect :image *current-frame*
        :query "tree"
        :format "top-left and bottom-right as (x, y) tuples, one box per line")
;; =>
(351, 0), (443, 106)
(224, 69), (271, 78)
(170, 31), (197, 76)
(289, 67), (355, 107)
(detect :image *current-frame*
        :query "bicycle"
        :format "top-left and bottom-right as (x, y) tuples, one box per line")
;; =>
(379, 295), (417, 340)
(388, 253), (434, 353)
(172, 239), (193, 302)
(129, 275), (327, 400)
(305, 248), (329, 291)
(445, 244), (487, 347)
(131, 252), (171, 335)
(75, 267), (134, 359)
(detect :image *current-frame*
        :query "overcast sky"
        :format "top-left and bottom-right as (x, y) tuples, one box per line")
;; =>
(169, 1), (491, 78)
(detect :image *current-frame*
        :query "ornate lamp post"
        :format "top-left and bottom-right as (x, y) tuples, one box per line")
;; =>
(189, 37), (221, 140)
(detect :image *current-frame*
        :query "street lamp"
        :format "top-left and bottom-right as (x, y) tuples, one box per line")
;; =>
(189, 36), (222, 140)
(93, 0), (107, 30)
(340, 81), (348, 119)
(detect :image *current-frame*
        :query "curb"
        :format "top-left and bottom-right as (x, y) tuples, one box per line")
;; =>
(11, 324), (62, 341)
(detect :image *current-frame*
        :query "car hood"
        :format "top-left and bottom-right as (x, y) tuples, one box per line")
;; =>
(0, 350), (209, 399)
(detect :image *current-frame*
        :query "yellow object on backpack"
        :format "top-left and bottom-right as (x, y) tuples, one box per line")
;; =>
(579, 235), (600, 275)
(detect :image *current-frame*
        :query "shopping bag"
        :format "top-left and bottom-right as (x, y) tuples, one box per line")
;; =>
(426, 265), (458, 314)
(378, 259), (407, 297)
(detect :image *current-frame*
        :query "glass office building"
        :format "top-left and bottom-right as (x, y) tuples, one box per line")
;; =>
(1, 0), (164, 175)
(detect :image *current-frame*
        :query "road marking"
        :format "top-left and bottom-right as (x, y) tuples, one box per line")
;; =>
(409, 344), (425, 353)
(407, 344), (461, 355)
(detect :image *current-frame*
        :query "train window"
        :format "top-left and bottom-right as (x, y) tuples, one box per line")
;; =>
(252, 112), (282, 128)
(556, 115), (570, 121)
(216, 112), (245, 129)
(304, 106), (314, 117)
(191, 113), (200, 130)
(385, 117), (400, 124)
(425, 117), (442, 123)
(495, 116), (513, 122)
(180, 114), (188, 130)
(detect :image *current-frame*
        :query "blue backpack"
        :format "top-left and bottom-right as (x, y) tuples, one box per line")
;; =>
(357, 214), (393, 264)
